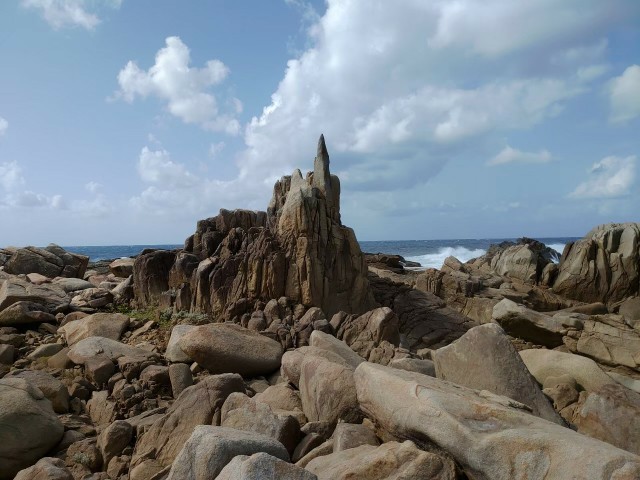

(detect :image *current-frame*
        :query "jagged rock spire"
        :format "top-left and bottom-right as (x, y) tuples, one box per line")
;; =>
(313, 134), (332, 201)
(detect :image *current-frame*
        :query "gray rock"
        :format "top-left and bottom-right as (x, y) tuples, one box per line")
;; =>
(7, 369), (70, 413)
(68, 336), (157, 365)
(433, 323), (562, 424)
(292, 433), (325, 463)
(165, 426), (289, 480)
(388, 357), (435, 376)
(492, 299), (565, 347)
(13, 457), (73, 480)
(0, 277), (68, 312)
(28, 343), (64, 359)
(332, 423), (379, 452)
(109, 258), (135, 277)
(98, 420), (133, 468)
(169, 363), (193, 397)
(165, 324), (197, 363)
(253, 384), (303, 412)
(354, 362), (640, 480)
(216, 452), (317, 480)
(4, 244), (88, 279)
(179, 323), (283, 376)
(59, 312), (129, 345)
(51, 278), (95, 293)
(0, 300), (56, 326)
(0, 378), (65, 480)
(309, 330), (364, 368)
(0, 344), (14, 364)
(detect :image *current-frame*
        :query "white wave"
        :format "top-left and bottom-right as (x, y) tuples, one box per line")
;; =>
(546, 243), (566, 263)
(405, 246), (486, 269)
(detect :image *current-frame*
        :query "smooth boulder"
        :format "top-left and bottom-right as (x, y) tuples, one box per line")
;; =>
(216, 452), (317, 480)
(59, 312), (129, 345)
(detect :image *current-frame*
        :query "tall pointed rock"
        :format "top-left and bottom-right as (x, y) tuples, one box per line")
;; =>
(312, 134), (333, 203)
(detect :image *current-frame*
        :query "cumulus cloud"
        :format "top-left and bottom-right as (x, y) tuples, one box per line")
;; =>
(21, 0), (121, 30)
(0, 161), (24, 191)
(487, 145), (552, 166)
(569, 155), (636, 199)
(0, 117), (7, 136)
(115, 37), (240, 134)
(0, 161), (65, 209)
(609, 65), (640, 123)
(236, 0), (629, 198)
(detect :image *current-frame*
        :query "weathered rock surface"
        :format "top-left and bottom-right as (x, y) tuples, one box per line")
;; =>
(0, 300), (57, 326)
(433, 324), (563, 424)
(492, 298), (565, 347)
(572, 383), (640, 455)
(3, 244), (88, 278)
(0, 276), (68, 312)
(13, 457), (73, 480)
(332, 422), (379, 452)
(0, 378), (65, 480)
(59, 312), (129, 345)
(216, 452), (317, 480)
(109, 257), (135, 277)
(354, 362), (640, 480)
(166, 426), (289, 480)
(165, 324), (197, 363)
(519, 349), (616, 392)
(179, 323), (283, 376)
(306, 440), (456, 480)
(131, 374), (245, 470)
(553, 223), (640, 304)
(68, 336), (157, 365)
(7, 369), (70, 413)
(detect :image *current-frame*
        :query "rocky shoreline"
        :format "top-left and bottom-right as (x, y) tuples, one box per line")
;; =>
(1, 137), (639, 479)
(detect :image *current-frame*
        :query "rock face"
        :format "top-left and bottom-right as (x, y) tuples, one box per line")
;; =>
(179, 323), (283, 376)
(0, 378), (65, 480)
(134, 136), (376, 318)
(433, 324), (562, 424)
(59, 312), (129, 345)
(553, 223), (640, 304)
(2, 244), (88, 278)
(216, 452), (317, 480)
(354, 362), (640, 480)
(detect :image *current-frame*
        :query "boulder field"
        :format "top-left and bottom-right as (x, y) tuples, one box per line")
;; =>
(1, 136), (639, 479)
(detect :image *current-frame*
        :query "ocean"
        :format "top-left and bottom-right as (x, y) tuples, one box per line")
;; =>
(65, 237), (578, 270)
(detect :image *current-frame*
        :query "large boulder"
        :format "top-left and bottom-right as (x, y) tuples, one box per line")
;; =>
(0, 276), (68, 312)
(133, 249), (177, 307)
(354, 362), (640, 480)
(131, 374), (245, 471)
(59, 312), (129, 345)
(109, 257), (135, 277)
(68, 336), (157, 365)
(7, 370), (70, 413)
(3, 244), (88, 278)
(491, 298), (566, 347)
(553, 223), (640, 304)
(0, 378), (65, 480)
(165, 426), (289, 480)
(572, 383), (640, 455)
(0, 300), (56, 326)
(305, 440), (456, 480)
(179, 323), (283, 376)
(433, 324), (562, 424)
(519, 349), (616, 392)
(216, 452), (317, 480)
(13, 457), (73, 480)
(165, 324), (197, 363)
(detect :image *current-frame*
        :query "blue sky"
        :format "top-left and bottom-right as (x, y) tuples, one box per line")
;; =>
(0, 0), (639, 246)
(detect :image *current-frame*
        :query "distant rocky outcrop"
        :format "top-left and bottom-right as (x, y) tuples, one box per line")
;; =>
(0, 244), (88, 279)
(553, 223), (640, 304)
(134, 135), (376, 318)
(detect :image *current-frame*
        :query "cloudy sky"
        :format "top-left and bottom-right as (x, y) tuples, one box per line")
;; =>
(1, 0), (639, 246)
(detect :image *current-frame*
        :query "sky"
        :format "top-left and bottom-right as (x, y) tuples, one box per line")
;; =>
(0, 0), (639, 246)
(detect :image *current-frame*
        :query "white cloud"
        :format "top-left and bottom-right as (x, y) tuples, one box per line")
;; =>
(0, 117), (7, 136)
(116, 37), (240, 135)
(487, 145), (552, 166)
(609, 65), (640, 123)
(569, 155), (636, 199)
(85, 181), (102, 193)
(21, 0), (121, 30)
(0, 161), (24, 191)
(236, 0), (627, 197)
(209, 141), (226, 158)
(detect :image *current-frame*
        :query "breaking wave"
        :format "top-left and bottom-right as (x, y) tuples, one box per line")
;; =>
(405, 246), (487, 269)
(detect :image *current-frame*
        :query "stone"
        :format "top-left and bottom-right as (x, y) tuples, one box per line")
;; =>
(165, 324), (197, 363)
(109, 258), (135, 277)
(0, 276), (68, 312)
(492, 299), (565, 347)
(68, 336), (157, 365)
(216, 452), (318, 480)
(305, 440), (455, 480)
(0, 300), (57, 326)
(13, 457), (73, 480)
(332, 423), (379, 452)
(179, 323), (283, 376)
(620, 297), (640, 326)
(0, 377), (65, 480)
(221, 392), (301, 455)
(59, 312), (129, 345)
(98, 420), (133, 467)
(388, 357), (435, 376)
(433, 324), (562, 424)
(52, 278), (95, 293)
(295, 440), (334, 468)
(354, 362), (640, 480)
(85, 354), (116, 386)
(7, 369), (70, 413)
(519, 349), (615, 392)
(28, 342), (64, 359)
(133, 249), (177, 307)
(165, 426), (289, 480)
(299, 354), (362, 426)
(281, 346), (354, 388)
(0, 343), (14, 364)
(333, 307), (400, 363)
(4, 244), (88, 278)
(48, 347), (74, 369)
(69, 287), (113, 309)
(292, 433), (325, 463)
(66, 437), (102, 472)
(543, 383), (579, 411)
(309, 330), (365, 367)
(553, 223), (640, 304)
(131, 374), (245, 470)
(169, 362), (193, 397)
(573, 383), (640, 455)
(87, 390), (117, 426)
(253, 384), (303, 412)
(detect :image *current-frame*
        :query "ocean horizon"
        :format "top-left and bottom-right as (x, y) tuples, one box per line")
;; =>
(62, 236), (579, 270)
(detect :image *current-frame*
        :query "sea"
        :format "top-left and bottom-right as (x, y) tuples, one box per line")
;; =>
(65, 237), (579, 270)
